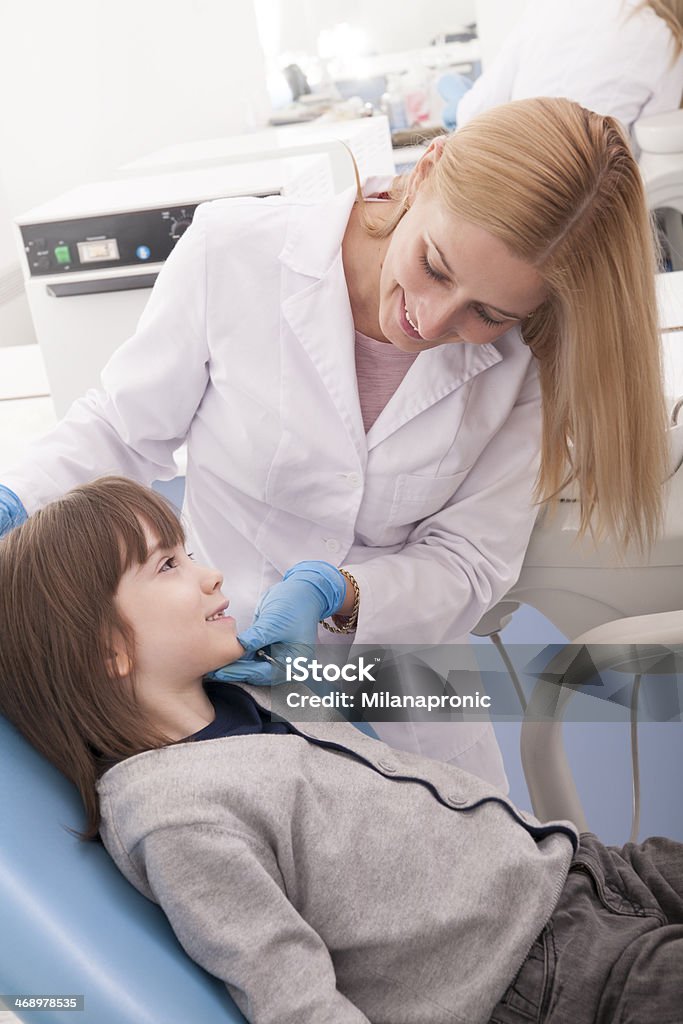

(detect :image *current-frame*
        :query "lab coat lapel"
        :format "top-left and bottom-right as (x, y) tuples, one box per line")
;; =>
(280, 188), (366, 463)
(365, 340), (502, 450)
(279, 188), (504, 455)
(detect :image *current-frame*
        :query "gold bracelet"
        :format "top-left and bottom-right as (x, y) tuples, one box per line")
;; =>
(320, 568), (360, 634)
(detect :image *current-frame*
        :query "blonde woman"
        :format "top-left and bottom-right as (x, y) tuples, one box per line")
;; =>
(0, 97), (669, 781)
(457, 0), (683, 138)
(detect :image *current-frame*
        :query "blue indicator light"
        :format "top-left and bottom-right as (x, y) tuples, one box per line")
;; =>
(136, 245), (151, 260)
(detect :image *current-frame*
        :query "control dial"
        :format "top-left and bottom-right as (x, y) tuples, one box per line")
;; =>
(169, 214), (193, 241)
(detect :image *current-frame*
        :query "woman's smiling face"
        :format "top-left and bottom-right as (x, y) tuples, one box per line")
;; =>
(377, 186), (547, 353)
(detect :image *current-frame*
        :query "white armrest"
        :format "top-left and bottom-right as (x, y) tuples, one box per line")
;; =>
(521, 610), (683, 830)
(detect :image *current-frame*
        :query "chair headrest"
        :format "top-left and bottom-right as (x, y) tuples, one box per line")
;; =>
(668, 420), (683, 477)
(635, 110), (683, 154)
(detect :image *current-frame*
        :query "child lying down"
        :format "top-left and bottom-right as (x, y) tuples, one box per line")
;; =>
(0, 477), (681, 1024)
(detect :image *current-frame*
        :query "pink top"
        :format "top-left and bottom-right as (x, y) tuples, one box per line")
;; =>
(354, 330), (418, 433)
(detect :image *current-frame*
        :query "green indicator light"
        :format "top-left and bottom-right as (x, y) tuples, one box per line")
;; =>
(54, 245), (71, 264)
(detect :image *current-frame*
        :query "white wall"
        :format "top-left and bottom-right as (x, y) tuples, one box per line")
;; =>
(0, 0), (270, 346)
(474, 0), (530, 69)
(0, 171), (36, 345)
(0, 176), (18, 274)
(256, 0), (477, 59)
(0, 0), (270, 218)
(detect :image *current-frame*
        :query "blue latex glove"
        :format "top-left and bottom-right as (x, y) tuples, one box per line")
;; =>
(209, 560), (347, 686)
(0, 485), (28, 538)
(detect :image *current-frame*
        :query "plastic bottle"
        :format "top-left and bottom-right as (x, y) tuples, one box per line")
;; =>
(380, 74), (408, 132)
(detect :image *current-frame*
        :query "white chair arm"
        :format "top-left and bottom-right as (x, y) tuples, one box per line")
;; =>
(521, 610), (683, 831)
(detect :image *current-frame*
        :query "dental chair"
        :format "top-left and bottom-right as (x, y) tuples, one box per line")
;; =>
(0, 715), (246, 1023)
(636, 109), (683, 270)
(475, 418), (683, 838)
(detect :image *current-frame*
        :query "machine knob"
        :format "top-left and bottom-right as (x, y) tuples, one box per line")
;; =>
(169, 216), (192, 241)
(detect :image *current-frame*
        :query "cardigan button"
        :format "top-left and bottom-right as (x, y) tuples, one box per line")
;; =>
(378, 758), (397, 773)
(447, 793), (468, 807)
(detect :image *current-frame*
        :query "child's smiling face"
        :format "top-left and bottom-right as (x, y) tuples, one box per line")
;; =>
(114, 522), (244, 687)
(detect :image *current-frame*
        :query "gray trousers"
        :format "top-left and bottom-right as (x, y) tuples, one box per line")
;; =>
(489, 832), (683, 1023)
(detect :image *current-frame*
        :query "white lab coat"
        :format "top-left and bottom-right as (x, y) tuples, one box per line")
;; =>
(6, 186), (542, 783)
(457, 0), (683, 138)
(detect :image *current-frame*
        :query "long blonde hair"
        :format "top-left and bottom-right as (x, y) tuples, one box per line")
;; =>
(366, 98), (668, 553)
(638, 0), (683, 58)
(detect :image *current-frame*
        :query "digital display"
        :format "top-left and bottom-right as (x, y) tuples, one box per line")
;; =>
(77, 238), (120, 263)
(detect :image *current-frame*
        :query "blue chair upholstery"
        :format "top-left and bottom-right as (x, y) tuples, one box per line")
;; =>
(0, 715), (246, 1024)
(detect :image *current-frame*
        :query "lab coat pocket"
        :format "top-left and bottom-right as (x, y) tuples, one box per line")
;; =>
(355, 469), (471, 548)
(389, 470), (472, 527)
